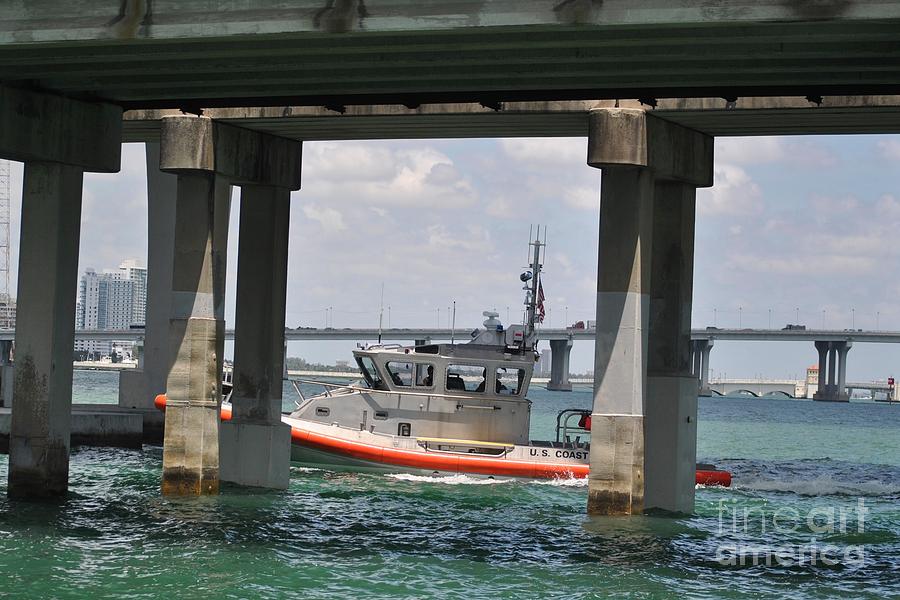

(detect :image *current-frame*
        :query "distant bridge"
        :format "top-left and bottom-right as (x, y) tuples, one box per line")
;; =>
(5, 326), (900, 344)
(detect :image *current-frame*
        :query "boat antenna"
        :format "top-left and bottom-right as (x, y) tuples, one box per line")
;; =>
(451, 300), (456, 344)
(524, 225), (545, 340)
(377, 282), (384, 344)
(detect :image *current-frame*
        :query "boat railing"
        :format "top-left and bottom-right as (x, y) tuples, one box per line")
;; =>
(556, 409), (591, 448)
(287, 376), (527, 410)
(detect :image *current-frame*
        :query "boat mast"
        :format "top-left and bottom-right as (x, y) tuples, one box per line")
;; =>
(524, 226), (545, 339)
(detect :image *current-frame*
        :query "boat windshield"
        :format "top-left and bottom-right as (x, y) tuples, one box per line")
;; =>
(356, 356), (387, 391)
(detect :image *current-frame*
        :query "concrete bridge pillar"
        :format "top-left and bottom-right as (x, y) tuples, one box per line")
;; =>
(117, 142), (176, 440)
(812, 340), (851, 402)
(547, 338), (573, 391)
(586, 108), (712, 515)
(0, 86), (121, 498)
(151, 116), (301, 494)
(220, 183), (296, 490)
(814, 341), (828, 398)
(836, 341), (852, 402)
(700, 340), (714, 396)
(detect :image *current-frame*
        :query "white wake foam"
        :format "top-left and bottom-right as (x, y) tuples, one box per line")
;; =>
(534, 476), (589, 488)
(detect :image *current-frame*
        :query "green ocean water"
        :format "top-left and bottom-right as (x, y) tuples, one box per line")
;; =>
(1, 370), (899, 599)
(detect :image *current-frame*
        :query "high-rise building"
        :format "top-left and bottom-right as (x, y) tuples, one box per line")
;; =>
(118, 259), (147, 327)
(76, 260), (147, 356)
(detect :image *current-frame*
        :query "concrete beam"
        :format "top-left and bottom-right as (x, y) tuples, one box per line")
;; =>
(159, 116), (302, 189)
(587, 109), (713, 186)
(0, 86), (121, 172)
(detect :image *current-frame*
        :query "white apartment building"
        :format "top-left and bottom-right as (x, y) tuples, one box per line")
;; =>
(75, 260), (147, 356)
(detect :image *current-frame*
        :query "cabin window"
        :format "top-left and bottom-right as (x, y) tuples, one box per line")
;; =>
(398, 422), (411, 437)
(374, 410), (388, 420)
(315, 407), (330, 417)
(415, 363), (435, 388)
(356, 356), (387, 390)
(495, 368), (526, 395)
(385, 362), (413, 387)
(446, 365), (487, 393)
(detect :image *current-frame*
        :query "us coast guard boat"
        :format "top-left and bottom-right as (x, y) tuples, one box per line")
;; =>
(157, 234), (730, 485)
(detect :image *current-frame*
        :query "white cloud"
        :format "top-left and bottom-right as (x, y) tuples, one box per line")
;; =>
(499, 137), (587, 166)
(716, 137), (785, 164)
(697, 164), (763, 216)
(563, 185), (599, 210)
(302, 204), (346, 232)
(878, 139), (900, 161)
(302, 142), (477, 209)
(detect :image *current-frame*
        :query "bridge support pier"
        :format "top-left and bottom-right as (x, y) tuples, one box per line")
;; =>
(118, 142), (176, 439)
(813, 340), (851, 402)
(547, 338), (573, 391)
(156, 116), (301, 496)
(1, 86), (121, 498)
(690, 339), (714, 396)
(220, 185), (294, 490)
(586, 108), (712, 516)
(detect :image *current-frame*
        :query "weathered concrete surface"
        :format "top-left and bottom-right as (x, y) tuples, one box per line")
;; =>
(645, 180), (700, 514)
(123, 96), (900, 144)
(1, 407), (143, 452)
(159, 117), (302, 189)
(230, 186), (292, 425)
(160, 172), (228, 496)
(7, 162), (83, 498)
(588, 109), (713, 186)
(0, 86), (121, 172)
(3, 3), (900, 108)
(588, 163), (653, 515)
(644, 376), (697, 514)
(220, 422), (291, 490)
(220, 181), (293, 489)
(118, 143), (174, 441)
(587, 107), (710, 515)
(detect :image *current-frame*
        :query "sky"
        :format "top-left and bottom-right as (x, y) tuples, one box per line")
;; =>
(5, 133), (900, 381)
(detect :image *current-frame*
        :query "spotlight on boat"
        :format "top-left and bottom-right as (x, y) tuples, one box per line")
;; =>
(520, 271), (533, 282)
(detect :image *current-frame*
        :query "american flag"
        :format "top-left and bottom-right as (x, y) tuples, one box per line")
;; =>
(537, 281), (546, 323)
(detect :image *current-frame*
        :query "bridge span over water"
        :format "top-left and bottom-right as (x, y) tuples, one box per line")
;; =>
(3, 1), (900, 515)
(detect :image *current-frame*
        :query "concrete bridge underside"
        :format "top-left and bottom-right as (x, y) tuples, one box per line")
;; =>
(3, 2), (900, 110)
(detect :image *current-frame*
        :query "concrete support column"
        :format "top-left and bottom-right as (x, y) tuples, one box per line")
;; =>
(691, 341), (702, 377)
(547, 338), (573, 391)
(586, 108), (712, 516)
(828, 345), (837, 389)
(587, 164), (654, 515)
(645, 181), (698, 514)
(7, 163), (84, 497)
(160, 172), (229, 496)
(1, 86), (121, 498)
(156, 115), (300, 495)
(118, 143), (177, 438)
(815, 341), (828, 397)
(220, 185), (292, 489)
(699, 340), (714, 396)
(836, 341), (852, 402)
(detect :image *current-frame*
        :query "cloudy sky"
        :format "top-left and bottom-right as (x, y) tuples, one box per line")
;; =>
(5, 133), (900, 380)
